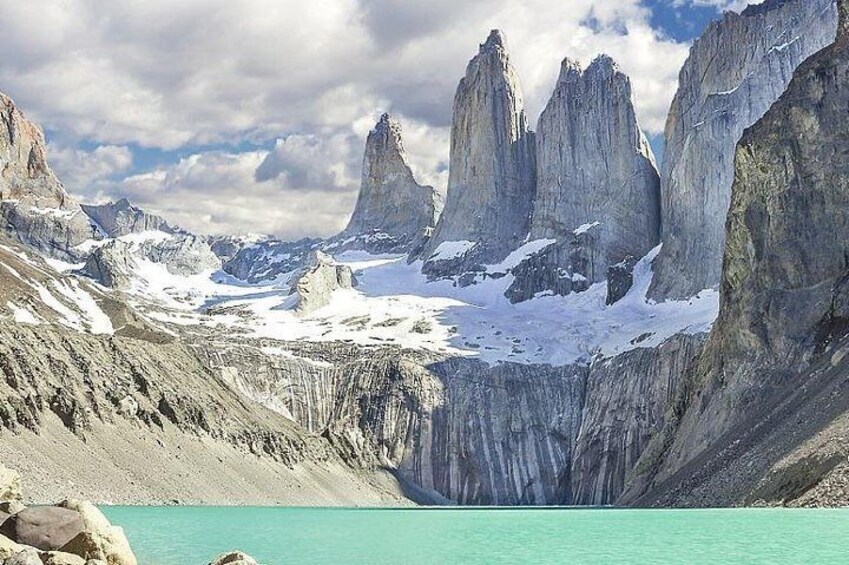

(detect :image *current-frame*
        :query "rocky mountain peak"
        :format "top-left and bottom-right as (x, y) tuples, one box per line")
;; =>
(518, 52), (659, 298)
(338, 113), (439, 254)
(0, 90), (96, 259)
(557, 57), (583, 81)
(82, 198), (176, 238)
(481, 29), (506, 52)
(0, 92), (65, 206)
(422, 29), (536, 271)
(840, 0), (849, 35)
(649, 0), (838, 300)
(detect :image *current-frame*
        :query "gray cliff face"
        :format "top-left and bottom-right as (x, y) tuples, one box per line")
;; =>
(422, 30), (536, 270)
(290, 251), (356, 315)
(198, 335), (705, 506)
(650, 0), (838, 300)
(531, 56), (660, 272)
(0, 92), (95, 259)
(339, 114), (440, 254)
(82, 199), (175, 237)
(623, 6), (849, 507)
(571, 334), (705, 505)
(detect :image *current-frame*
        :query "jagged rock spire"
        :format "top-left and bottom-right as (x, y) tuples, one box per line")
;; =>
(422, 29), (536, 267)
(530, 53), (659, 281)
(341, 113), (439, 252)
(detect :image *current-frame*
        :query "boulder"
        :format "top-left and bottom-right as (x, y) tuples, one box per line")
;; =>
(4, 547), (42, 565)
(56, 500), (136, 565)
(209, 551), (259, 565)
(0, 507), (84, 551)
(0, 533), (24, 559)
(0, 465), (22, 502)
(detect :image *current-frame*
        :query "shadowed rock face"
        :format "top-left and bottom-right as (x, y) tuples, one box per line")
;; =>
(339, 114), (440, 253)
(0, 92), (95, 259)
(622, 2), (849, 507)
(423, 30), (536, 269)
(531, 55), (660, 273)
(650, 0), (838, 300)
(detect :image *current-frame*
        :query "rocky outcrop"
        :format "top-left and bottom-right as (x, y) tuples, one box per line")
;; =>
(650, 0), (838, 300)
(530, 56), (659, 280)
(81, 241), (138, 289)
(136, 234), (220, 277)
(337, 114), (440, 254)
(622, 3), (849, 506)
(290, 251), (356, 315)
(422, 30), (536, 271)
(0, 92), (96, 260)
(82, 199), (175, 238)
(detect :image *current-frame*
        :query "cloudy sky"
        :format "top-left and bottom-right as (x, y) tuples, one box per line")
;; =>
(0, 0), (761, 238)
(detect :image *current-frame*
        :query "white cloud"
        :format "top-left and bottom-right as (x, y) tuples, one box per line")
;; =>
(0, 0), (697, 236)
(48, 144), (133, 196)
(115, 150), (358, 239)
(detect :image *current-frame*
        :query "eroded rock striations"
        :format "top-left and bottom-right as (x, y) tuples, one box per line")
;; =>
(530, 55), (660, 277)
(337, 114), (440, 254)
(422, 30), (536, 272)
(650, 0), (838, 300)
(0, 92), (95, 259)
(623, 2), (849, 507)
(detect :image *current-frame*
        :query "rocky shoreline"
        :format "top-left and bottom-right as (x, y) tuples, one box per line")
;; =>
(0, 464), (263, 565)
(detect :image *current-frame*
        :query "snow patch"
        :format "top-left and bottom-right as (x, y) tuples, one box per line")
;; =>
(428, 240), (477, 262)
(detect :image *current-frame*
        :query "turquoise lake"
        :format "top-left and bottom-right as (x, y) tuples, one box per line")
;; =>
(100, 507), (849, 564)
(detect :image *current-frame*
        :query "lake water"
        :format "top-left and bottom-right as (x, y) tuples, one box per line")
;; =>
(101, 506), (849, 564)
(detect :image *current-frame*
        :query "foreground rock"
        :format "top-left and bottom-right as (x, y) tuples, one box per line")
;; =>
(422, 30), (536, 272)
(0, 466), (136, 565)
(336, 113), (440, 254)
(528, 55), (659, 292)
(623, 0), (849, 507)
(650, 0), (838, 300)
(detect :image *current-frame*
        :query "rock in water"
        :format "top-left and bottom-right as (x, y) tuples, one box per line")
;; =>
(338, 113), (440, 253)
(291, 251), (356, 315)
(0, 92), (96, 259)
(650, 0), (838, 300)
(422, 30), (536, 271)
(623, 0), (849, 506)
(81, 199), (175, 237)
(531, 55), (660, 274)
(209, 551), (258, 565)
